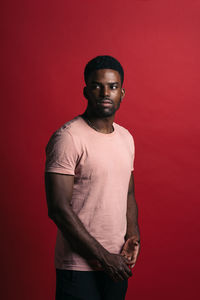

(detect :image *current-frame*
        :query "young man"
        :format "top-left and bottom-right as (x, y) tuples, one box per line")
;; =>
(45, 55), (140, 300)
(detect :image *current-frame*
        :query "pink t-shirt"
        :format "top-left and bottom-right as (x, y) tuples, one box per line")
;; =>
(45, 116), (135, 271)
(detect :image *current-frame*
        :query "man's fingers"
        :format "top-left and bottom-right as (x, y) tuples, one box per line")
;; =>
(123, 260), (133, 277)
(121, 254), (135, 265)
(120, 240), (140, 270)
(104, 253), (134, 281)
(118, 266), (132, 281)
(116, 259), (133, 281)
(125, 266), (132, 277)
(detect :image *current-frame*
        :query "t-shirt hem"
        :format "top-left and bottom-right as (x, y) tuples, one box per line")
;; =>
(45, 168), (75, 175)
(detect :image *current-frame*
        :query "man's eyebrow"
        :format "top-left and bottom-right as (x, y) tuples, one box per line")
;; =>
(109, 82), (119, 85)
(90, 81), (119, 84)
(90, 81), (100, 84)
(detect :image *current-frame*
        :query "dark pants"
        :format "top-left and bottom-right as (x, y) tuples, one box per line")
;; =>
(56, 269), (128, 300)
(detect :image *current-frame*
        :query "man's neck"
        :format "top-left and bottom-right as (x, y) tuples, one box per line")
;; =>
(82, 110), (115, 134)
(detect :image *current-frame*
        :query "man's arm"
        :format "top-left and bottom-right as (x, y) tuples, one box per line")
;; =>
(121, 172), (140, 267)
(45, 172), (132, 281)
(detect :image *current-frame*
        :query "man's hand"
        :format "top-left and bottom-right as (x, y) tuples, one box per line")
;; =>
(100, 252), (133, 282)
(120, 237), (140, 268)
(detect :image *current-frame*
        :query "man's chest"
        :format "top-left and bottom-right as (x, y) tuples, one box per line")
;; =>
(74, 137), (132, 180)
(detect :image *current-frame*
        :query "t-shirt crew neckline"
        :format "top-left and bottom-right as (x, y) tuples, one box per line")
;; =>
(79, 115), (116, 137)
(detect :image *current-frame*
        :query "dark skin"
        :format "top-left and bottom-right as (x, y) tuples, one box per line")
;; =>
(45, 69), (140, 281)
(121, 174), (140, 268)
(83, 69), (125, 133)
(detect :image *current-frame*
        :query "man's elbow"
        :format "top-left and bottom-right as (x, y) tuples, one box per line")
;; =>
(47, 203), (71, 223)
(48, 207), (58, 222)
(47, 203), (62, 221)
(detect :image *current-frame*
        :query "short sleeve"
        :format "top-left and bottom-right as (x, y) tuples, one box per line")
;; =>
(45, 130), (79, 175)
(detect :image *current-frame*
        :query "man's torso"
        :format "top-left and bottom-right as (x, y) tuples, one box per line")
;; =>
(45, 116), (135, 270)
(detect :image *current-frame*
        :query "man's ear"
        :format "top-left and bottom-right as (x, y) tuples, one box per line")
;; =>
(121, 88), (125, 101)
(83, 86), (88, 99)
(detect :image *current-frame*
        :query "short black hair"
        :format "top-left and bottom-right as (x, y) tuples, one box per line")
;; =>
(84, 55), (124, 84)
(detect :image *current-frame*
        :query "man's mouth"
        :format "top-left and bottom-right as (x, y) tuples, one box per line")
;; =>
(97, 99), (113, 107)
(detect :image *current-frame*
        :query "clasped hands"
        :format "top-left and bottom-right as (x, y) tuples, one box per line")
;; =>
(120, 237), (140, 268)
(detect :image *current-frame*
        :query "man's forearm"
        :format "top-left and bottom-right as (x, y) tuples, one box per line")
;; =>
(49, 204), (108, 264)
(125, 192), (140, 241)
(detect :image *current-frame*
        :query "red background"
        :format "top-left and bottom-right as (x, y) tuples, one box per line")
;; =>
(1, 0), (200, 299)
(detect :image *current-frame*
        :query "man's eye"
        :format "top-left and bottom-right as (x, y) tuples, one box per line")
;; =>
(91, 84), (100, 89)
(110, 85), (118, 90)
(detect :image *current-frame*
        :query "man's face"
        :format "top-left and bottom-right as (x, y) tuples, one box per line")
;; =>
(84, 69), (125, 118)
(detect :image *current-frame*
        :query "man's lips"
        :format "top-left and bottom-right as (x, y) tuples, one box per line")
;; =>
(97, 99), (113, 107)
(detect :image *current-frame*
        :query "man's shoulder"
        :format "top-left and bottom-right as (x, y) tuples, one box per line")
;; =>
(114, 123), (135, 154)
(58, 115), (83, 135)
(114, 122), (134, 139)
(46, 116), (83, 153)
(46, 116), (83, 148)
(48, 116), (87, 142)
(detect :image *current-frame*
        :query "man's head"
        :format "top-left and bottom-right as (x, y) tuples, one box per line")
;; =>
(84, 55), (125, 118)
(84, 55), (124, 85)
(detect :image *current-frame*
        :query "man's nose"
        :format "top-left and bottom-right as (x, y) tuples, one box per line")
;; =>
(100, 86), (110, 97)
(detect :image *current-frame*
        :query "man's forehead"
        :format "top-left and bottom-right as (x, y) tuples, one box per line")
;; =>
(88, 69), (121, 82)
